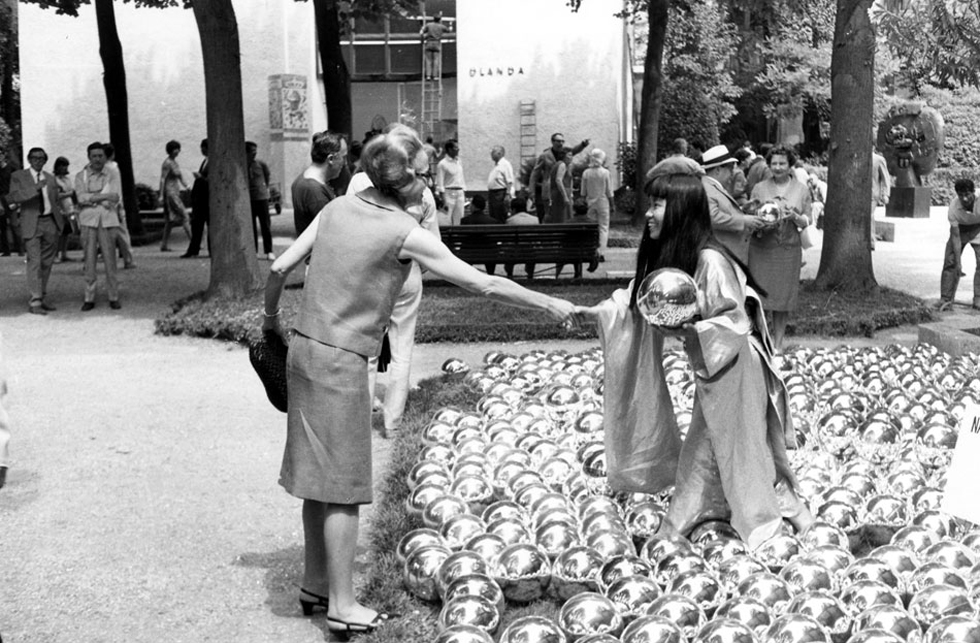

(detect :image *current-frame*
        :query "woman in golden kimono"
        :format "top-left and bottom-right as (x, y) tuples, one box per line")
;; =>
(576, 173), (812, 549)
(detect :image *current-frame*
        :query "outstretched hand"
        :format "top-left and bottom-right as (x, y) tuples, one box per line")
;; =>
(550, 298), (579, 329)
(573, 304), (601, 325)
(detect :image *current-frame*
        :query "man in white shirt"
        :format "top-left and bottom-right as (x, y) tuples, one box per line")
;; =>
(938, 178), (980, 311)
(76, 142), (122, 311)
(6, 147), (64, 314)
(436, 139), (466, 225)
(486, 145), (515, 222)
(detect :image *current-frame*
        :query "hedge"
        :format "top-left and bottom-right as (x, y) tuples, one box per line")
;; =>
(155, 279), (935, 345)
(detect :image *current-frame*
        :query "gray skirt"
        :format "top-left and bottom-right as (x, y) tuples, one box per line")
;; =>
(280, 333), (373, 504)
(748, 243), (802, 312)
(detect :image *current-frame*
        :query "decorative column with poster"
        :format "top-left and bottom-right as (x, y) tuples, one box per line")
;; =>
(269, 74), (311, 210)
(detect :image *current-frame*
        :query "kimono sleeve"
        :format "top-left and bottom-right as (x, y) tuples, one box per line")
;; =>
(595, 287), (682, 494)
(688, 249), (752, 380)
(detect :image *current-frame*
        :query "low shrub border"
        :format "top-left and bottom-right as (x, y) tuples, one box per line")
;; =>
(155, 280), (935, 345)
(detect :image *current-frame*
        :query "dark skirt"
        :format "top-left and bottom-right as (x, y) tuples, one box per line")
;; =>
(748, 242), (802, 312)
(280, 333), (373, 504)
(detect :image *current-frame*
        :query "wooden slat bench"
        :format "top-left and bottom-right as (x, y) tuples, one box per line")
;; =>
(439, 223), (600, 275)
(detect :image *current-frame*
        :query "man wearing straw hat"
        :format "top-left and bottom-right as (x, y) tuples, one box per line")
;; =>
(700, 144), (764, 262)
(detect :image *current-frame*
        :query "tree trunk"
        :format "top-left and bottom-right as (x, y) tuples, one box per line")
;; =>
(313, 0), (352, 140)
(814, 0), (877, 291)
(1, 0), (21, 163)
(94, 0), (142, 237)
(634, 0), (668, 225)
(192, 0), (262, 298)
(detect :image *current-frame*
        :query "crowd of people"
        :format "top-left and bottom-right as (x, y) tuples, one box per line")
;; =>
(1, 142), (136, 313)
(0, 135), (293, 313)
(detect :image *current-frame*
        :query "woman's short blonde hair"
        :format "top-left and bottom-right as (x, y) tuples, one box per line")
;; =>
(361, 124), (425, 195)
(589, 148), (606, 167)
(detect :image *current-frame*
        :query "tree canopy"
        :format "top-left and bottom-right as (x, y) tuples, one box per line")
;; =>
(871, 0), (980, 92)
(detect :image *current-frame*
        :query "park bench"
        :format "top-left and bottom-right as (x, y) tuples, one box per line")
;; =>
(439, 223), (600, 275)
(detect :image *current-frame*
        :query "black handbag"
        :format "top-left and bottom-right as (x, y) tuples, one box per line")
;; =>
(248, 330), (289, 413)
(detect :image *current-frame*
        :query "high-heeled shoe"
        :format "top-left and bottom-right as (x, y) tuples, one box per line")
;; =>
(298, 587), (329, 616)
(326, 611), (396, 640)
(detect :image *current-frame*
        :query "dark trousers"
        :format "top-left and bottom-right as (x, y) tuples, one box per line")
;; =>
(251, 199), (272, 254)
(0, 211), (21, 255)
(488, 189), (508, 222)
(534, 196), (548, 223)
(504, 263), (535, 279)
(187, 203), (210, 256)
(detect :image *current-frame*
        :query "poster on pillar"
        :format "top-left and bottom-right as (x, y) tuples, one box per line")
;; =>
(269, 74), (310, 140)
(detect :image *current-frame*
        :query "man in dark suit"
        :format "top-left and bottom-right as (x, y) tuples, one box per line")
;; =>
(6, 147), (64, 314)
(0, 149), (21, 257)
(183, 138), (209, 258)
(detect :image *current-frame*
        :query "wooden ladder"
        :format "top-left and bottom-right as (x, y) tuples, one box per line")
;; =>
(520, 100), (537, 175)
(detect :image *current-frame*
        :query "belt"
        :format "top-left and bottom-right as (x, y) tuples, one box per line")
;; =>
(445, 187), (464, 190)
(39, 213), (54, 218)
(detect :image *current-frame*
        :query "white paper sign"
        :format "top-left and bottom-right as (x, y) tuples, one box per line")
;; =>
(942, 403), (980, 525)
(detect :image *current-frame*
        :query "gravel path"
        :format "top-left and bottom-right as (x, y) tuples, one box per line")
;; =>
(0, 206), (967, 641)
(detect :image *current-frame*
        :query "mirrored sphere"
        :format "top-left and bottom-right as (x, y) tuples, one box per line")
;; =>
(434, 624), (495, 643)
(619, 615), (686, 643)
(557, 592), (625, 641)
(497, 615), (567, 643)
(437, 596), (500, 635)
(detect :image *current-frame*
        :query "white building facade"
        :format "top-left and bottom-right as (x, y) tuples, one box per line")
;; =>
(20, 1), (631, 204)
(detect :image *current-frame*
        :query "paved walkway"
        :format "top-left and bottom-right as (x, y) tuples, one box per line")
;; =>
(0, 207), (972, 641)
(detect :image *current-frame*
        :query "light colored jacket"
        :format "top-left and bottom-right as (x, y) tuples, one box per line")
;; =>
(702, 175), (752, 262)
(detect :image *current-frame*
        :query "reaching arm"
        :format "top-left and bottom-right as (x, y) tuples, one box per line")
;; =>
(435, 162), (446, 193)
(159, 160), (171, 197)
(262, 216), (321, 335)
(556, 164), (569, 202)
(400, 227), (575, 322)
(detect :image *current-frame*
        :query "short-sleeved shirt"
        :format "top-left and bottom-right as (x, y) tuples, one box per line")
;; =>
(291, 176), (335, 236)
(581, 166), (612, 204)
(487, 158), (515, 195)
(948, 191), (980, 245)
(422, 21), (446, 50)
